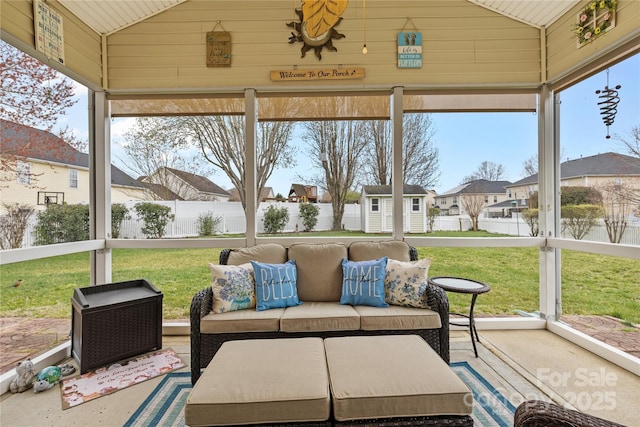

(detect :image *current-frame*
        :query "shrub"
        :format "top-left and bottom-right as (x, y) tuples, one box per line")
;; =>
(426, 207), (440, 232)
(197, 211), (222, 236)
(299, 203), (320, 232)
(111, 203), (130, 238)
(521, 208), (540, 237)
(133, 203), (172, 239)
(262, 205), (289, 234)
(0, 202), (34, 249)
(561, 204), (604, 240)
(561, 186), (603, 206)
(34, 203), (90, 245)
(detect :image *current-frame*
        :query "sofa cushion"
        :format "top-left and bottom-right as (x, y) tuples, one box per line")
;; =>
(186, 338), (330, 426)
(348, 240), (411, 262)
(340, 257), (389, 308)
(287, 243), (347, 302)
(354, 305), (442, 330)
(324, 335), (472, 421)
(209, 263), (256, 313)
(280, 302), (360, 332)
(200, 308), (285, 334)
(251, 260), (302, 311)
(385, 258), (432, 308)
(226, 243), (286, 265)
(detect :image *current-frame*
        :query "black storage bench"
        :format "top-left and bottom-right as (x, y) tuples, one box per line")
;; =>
(71, 279), (163, 373)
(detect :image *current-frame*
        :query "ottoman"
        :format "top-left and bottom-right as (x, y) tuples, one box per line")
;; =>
(185, 338), (331, 426)
(324, 335), (473, 426)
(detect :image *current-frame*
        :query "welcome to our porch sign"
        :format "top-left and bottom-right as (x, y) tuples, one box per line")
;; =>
(397, 32), (422, 69)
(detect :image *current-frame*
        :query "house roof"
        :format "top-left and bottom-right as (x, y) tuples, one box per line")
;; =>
(508, 152), (640, 187)
(288, 184), (308, 197)
(163, 167), (229, 196)
(362, 185), (428, 195)
(0, 120), (143, 188)
(440, 179), (512, 196)
(58, 0), (578, 35)
(139, 181), (184, 200)
(228, 187), (274, 202)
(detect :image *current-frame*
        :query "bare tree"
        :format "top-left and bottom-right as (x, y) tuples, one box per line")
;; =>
(0, 202), (34, 249)
(362, 113), (440, 188)
(521, 154), (538, 178)
(613, 125), (640, 159)
(599, 181), (633, 243)
(462, 161), (506, 183)
(177, 103), (295, 212)
(302, 118), (367, 230)
(460, 194), (486, 231)
(118, 117), (213, 200)
(1, 41), (82, 186)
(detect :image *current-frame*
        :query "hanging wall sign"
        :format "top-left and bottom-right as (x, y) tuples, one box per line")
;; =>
(270, 67), (364, 81)
(34, 0), (65, 64)
(206, 22), (231, 67)
(397, 32), (422, 69)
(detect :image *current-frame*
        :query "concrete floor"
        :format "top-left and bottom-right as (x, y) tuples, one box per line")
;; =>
(0, 330), (637, 427)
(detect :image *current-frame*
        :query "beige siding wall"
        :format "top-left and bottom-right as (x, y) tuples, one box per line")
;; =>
(1, 0), (103, 87)
(546, 0), (640, 84)
(106, 0), (541, 92)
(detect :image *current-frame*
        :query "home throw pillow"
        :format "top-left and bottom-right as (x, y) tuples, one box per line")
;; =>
(340, 257), (389, 307)
(251, 260), (302, 311)
(209, 263), (256, 313)
(385, 258), (431, 308)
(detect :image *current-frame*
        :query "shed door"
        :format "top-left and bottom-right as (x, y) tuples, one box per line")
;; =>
(382, 199), (393, 232)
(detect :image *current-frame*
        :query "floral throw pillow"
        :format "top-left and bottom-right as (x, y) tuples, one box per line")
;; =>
(385, 258), (431, 309)
(209, 263), (256, 313)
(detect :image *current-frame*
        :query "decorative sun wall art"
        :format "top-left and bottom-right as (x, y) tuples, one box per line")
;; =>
(287, 0), (349, 60)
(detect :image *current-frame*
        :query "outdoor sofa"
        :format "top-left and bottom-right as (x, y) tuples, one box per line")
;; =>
(514, 400), (626, 427)
(190, 240), (450, 385)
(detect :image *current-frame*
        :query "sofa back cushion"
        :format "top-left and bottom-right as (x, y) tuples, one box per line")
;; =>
(348, 240), (411, 262)
(288, 243), (347, 302)
(226, 243), (287, 265)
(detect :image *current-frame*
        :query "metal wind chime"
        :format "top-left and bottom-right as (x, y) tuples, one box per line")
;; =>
(595, 69), (622, 139)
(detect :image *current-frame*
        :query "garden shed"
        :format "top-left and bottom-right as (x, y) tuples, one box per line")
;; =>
(361, 185), (428, 233)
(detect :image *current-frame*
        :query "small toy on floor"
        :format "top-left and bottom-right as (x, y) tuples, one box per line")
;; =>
(9, 358), (36, 393)
(33, 366), (62, 393)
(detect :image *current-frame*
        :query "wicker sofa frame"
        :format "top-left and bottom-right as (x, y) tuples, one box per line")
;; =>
(190, 246), (450, 385)
(514, 400), (625, 427)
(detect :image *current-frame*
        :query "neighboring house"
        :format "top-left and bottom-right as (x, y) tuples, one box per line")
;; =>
(0, 120), (147, 213)
(228, 187), (275, 202)
(361, 184), (428, 233)
(436, 179), (512, 216)
(288, 184), (318, 203)
(141, 167), (230, 201)
(506, 152), (640, 207)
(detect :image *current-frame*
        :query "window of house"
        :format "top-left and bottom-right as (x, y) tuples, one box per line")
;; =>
(485, 195), (489, 203)
(371, 198), (379, 212)
(440, 198), (446, 205)
(453, 196), (457, 204)
(412, 198), (420, 212)
(69, 169), (78, 188)
(508, 189), (512, 198)
(494, 195), (498, 203)
(16, 161), (31, 185)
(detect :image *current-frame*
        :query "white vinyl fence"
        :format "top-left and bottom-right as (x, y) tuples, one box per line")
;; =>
(5, 201), (639, 247)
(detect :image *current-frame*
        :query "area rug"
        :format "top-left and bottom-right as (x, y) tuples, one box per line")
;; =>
(452, 361), (517, 426)
(125, 362), (516, 427)
(60, 348), (185, 410)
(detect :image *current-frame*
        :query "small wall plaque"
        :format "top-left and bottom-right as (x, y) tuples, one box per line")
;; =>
(206, 31), (231, 67)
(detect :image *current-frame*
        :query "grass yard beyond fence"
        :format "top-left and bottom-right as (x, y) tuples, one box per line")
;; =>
(1, 245), (638, 324)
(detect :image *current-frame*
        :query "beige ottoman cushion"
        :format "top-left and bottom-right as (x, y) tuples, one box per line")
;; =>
(185, 338), (330, 426)
(280, 302), (360, 332)
(324, 335), (472, 421)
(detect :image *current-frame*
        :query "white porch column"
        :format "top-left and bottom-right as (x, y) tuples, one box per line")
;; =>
(245, 89), (258, 246)
(391, 86), (404, 239)
(89, 90), (112, 285)
(538, 85), (561, 320)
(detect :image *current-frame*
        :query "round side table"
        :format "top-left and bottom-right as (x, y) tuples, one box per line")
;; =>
(428, 276), (490, 358)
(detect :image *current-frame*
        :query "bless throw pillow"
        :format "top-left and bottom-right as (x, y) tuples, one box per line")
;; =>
(340, 257), (389, 307)
(209, 263), (256, 313)
(251, 260), (302, 311)
(385, 258), (431, 308)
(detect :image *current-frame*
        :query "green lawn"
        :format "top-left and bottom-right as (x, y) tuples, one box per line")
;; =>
(1, 243), (638, 323)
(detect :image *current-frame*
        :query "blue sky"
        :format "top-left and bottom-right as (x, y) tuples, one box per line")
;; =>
(61, 54), (638, 197)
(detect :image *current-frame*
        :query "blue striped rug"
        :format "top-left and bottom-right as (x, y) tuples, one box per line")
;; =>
(452, 361), (517, 426)
(125, 363), (516, 427)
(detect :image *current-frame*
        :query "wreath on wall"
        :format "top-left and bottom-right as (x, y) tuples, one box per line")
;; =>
(575, 0), (617, 46)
